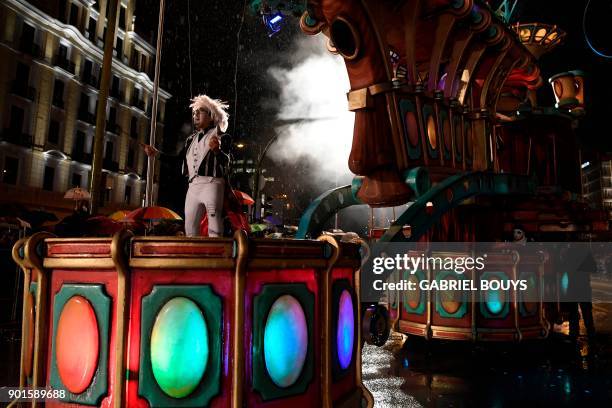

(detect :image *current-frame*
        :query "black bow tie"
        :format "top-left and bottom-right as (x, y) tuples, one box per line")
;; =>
(197, 130), (205, 142)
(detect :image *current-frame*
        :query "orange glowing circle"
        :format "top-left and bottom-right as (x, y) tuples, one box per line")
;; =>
(427, 115), (437, 150)
(406, 275), (421, 309)
(519, 28), (531, 42)
(405, 111), (419, 147)
(534, 28), (547, 42)
(56, 295), (99, 394)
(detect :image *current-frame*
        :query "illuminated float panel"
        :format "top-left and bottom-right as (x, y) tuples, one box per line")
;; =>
(150, 297), (209, 398)
(336, 289), (354, 370)
(252, 284), (314, 400)
(138, 285), (222, 407)
(49, 284), (111, 405)
(14, 232), (369, 407)
(263, 294), (309, 388)
(396, 249), (553, 341)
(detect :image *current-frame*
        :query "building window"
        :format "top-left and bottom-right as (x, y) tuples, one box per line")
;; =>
(19, 22), (36, 54)
(59, 0), (67, 23)
(104, 140), (114, 159)
(130, 50), (140, 70)
(111, 75), (120, 98)
(43, 166), (55, 191)
(9, 106), (25, 134)
(115, 36), (123, 58)
(83, 59), (98, 88)
(58, 44), (68, 60)
(71, 172), (82, 187)
(87, 17), (97, 39)
(127, 146), (134, 168)
(119, 6), (126, 30)
(124, 184), (132, 203)
(2, 157), (19, 184)
(56, 44), (74, 74)
(16, 62), (29, 85)
(48, 120), (60, 145)
(109, 106), (116, 123)
(52, 79), (64, 108)
(130, 117), (138, 139)
(69, 3), (79, 27)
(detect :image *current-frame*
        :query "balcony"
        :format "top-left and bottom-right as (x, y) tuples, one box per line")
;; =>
(103, 158), (119, 172)
(10, 81), (36, 101)
(78, 109), (95, 124)
(71, 150), (92, 165)
(1, 129), (33, 147)
(54, 56), (76, 75)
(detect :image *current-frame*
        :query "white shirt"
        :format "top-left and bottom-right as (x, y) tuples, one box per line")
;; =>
(186, 127), (217, 180)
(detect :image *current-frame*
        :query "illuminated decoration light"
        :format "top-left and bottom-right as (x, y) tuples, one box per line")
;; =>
(583, 0), (612, 59)
(581, 161), (590, 169)
(263, 12), (285, 37)
(336, 290), (354, 370)
(485, 286), (504, 315)
(150, 297), (209, 398)
(406, 275), (421, 309)
(263, 295), (308, 387)
(560, 271), (569, 296)
(55, 295), (99, 394)
(512, 22), (566, 60)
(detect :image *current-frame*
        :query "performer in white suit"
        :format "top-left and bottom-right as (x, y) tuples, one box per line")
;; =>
(181, 95), (231, 237)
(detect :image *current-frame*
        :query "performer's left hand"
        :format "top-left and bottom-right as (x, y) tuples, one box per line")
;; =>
(209, 135), (220, 151)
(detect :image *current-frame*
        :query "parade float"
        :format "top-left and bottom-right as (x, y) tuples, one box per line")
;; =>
(9, 0), (611, 407)
(295, 0), (607, 344)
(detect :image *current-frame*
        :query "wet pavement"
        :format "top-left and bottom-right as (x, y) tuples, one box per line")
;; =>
(362, 303), (612, 407)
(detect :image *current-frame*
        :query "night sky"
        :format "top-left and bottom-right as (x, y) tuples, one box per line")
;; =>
(134, 0), (612, 218)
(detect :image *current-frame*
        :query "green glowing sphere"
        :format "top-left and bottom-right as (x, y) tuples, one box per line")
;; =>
(150, 297), (208, 398)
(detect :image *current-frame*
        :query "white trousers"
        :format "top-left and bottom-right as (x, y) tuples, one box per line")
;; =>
(185, 177), (225, 237)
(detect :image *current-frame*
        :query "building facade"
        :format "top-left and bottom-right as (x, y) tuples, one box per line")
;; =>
(582, 156), (612, 218)
(0, 0), (170, 216)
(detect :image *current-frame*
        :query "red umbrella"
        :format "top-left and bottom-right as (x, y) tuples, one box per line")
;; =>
(233, 190), (255, 206)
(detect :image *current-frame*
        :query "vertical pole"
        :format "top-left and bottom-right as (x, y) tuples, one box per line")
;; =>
(90, 0), (120, 215)
(253, 135), (278, 221)
(145, 0), (166, 207)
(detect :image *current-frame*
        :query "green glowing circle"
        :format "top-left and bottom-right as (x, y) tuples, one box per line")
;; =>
(150, 297), (208, 398)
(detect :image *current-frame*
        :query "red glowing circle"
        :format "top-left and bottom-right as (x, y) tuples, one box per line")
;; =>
(55, 295), (99, 394)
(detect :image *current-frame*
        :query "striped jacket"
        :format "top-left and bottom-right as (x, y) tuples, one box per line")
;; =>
(181, 129), (231, 180)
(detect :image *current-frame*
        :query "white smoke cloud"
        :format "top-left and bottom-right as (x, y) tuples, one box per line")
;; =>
(267, 35), (354, 187)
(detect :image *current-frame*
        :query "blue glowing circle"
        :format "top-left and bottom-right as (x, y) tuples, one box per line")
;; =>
(336, 290), (354, 370)
(263, 295), (308, 388)
(561, 271), (569, 296)
(486, 289), (504, 315)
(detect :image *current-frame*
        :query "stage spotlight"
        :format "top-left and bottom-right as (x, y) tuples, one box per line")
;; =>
(263, 12), (285, 37)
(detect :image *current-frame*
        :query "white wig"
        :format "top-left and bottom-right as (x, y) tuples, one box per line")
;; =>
(189, 94), (230, 132)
